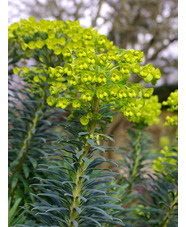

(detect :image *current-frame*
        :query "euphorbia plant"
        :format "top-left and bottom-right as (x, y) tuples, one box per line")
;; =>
(8, 17), (162, 226)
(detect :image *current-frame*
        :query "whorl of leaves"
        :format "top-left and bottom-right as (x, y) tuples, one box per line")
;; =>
(117, 132), (178, 227)
(23, 125), (124, 227)
(135, 151), (178, 227)
(8, 76), (66, 212)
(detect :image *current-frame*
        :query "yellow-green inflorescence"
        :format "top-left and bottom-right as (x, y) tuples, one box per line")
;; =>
(153, 145), (178, 176)
(9, 17), (162, 126)
(162, 90), (178, 126)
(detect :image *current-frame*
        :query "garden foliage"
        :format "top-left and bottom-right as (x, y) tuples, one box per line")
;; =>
(8, 17), (178, 227)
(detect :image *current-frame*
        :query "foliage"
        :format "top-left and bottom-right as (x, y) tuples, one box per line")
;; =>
(114, 90), (178, 226)
(8, 17), (177, 227)
(25, 124), (124, 226)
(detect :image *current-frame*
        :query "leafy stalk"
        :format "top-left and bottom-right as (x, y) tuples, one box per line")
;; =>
(160, 192), (178, 227)
(127, 127), (142, 194)
(68, 100), (98, 226)
(12, 84), (46, 172)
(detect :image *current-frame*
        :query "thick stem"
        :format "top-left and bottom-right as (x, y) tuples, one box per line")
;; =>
(68, 99), (99, 226)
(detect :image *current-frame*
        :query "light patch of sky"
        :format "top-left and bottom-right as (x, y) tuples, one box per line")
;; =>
(100, 2), (114, 19)
(75, 0), (82, 4)
(97, 21), (113, 35)
(160, 41), (178, 58)
(156, 15), (163, 23)
(37, 0), (47, 4)
(162, 3), (171, 18)
(79, 17), (92, 28)
(60, 0), (74, 9)
(145, 33), (153, 42)
(96, 17), (104, 26)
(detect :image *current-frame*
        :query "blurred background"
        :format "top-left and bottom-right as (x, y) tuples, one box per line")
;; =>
(8, 0), (178, 157)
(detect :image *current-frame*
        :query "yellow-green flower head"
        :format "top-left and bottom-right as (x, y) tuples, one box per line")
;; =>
(133, 50), (144, 62)
(57, 37), (66, 46)
(62, 47), (72, 57)
(54, 46), (62, 55)
(36, 39), (45, 49)
(153, 68), (161, 80)
(86, 45), (95, 54)
(153, 145), (177, 176)
(127, 88), (137, 98)
(162, 90), (178, 127)
(76, 58), (88, 70)
(64, 64), (73, 76)
(28, 41), (36, 50)
(164, 115), (178, 127)
(98, 54), (108, 65)
(49, 86), (60, 97)
(87, 112), (93, 119)
(67, 76), (78, 86)
(72, 33), (81, 43)
(80, 116), (89, 125)
(122, 96), (161, 126)
(55, 66), (64, 77)
(97, 35), (107, 46)
(48, 67), (55, 78)
(87, 53), (96, 65)
(76, 48), (87, 58)
(107, 50), (116, 61)
(96, 87), (109, 101)
(162, 90), (178, 112)
(45, 38), (55, 49)
(110, 70), (121, 83)
(95, 72), (107, 84)
(22, 66), (29, 73)
(110, 85), (119, 98)
(47, 96), (57, 106)
(72, 99), (81, 109)
(81, 71), (94, 83)
(131, 63), (140, 74)
(123, 50), (136, 63)
(21, 42), (28, 50)
(83, 29), (93, 41)
(141, 88), (154, 99)
(81, 90), (94, 102)
(33, 75), (40, 83)
(120, 63), (131, 74)
(159, 136), (170, 147)
(117, 87), (127, 99)
(56, 97), (69, 109)
(13, 67), (20, 75)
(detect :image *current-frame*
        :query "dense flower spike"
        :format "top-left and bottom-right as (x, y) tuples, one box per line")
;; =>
(9, 17), (162, 126)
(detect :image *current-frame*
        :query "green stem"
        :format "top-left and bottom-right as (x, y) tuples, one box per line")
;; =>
(160, 192), (178, 227)
(10, 85), (47, 198)
(127, 128), (142, 194)
(68, 99), (99, 227)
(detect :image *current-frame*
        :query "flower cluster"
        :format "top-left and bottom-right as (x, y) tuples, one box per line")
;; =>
(9, 17), (162, 126)
(162, 90), (178, 126)
(153, 145), (177, 174)
(162, 90), (178, 112)
(121, 95), (161, 126)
